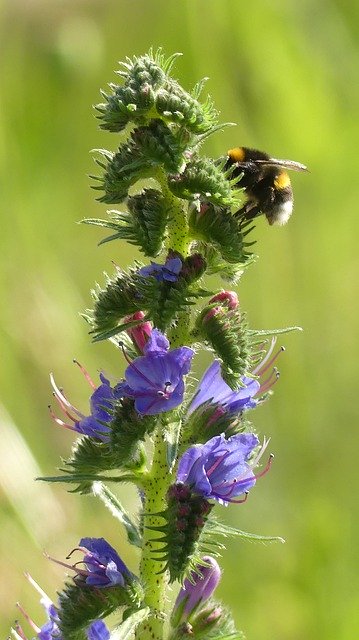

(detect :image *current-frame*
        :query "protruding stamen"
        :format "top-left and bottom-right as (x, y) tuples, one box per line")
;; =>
(24, 573), (52, 607)
(52, 392), (79, 423)
(255, 344), (284, 377)
(16, 604), (40, 634)
(73, 359), (96, 390)
(50, 374), (85, 419)
(252, 337), (277, 374)
(48, 406), (76, 432)
(13, 624), (28, 640)
(260, 368), (280, 394)
(229, 491), (249, 504)
(44, 552), (90, 578)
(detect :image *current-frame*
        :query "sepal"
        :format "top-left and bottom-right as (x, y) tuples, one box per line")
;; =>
(110, 398), (158, 462)
(95, 50), (178, 132)
(171, 603), (241, 640)
(58, 579), (143, 640)
(189, 203), (254, 265)
(181, 402), (246, 447)
(91, 267), (142, 339)
(93, 120), (188, 204)
(155, 78), (218, 134)
(194, 306), (252, 389)
(168, 156), (241, 208)
(82, 189), (169, 256)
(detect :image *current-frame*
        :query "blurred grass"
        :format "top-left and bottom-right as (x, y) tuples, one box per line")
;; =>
(1, 1), (358, 638)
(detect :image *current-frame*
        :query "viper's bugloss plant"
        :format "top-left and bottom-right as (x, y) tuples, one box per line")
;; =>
(12, 49), (305, 640)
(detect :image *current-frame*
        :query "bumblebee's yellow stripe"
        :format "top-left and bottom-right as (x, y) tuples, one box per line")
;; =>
(274, 171), (291, 189)
(227, 147), (245, 162)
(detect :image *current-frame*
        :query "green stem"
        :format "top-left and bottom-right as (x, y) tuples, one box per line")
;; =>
(156, 169), (190, 256)
(136, 170), (193, 639)
(135, 428), (173, 640)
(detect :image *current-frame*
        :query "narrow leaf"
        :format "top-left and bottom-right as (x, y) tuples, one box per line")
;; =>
(111, 607), (150, 640)
(92, 482), (142, 548)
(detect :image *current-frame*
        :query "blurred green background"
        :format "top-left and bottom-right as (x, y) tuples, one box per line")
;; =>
(1, 1), (358, 638)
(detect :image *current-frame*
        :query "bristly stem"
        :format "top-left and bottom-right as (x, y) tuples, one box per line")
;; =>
(156, 168), (190, 256)
(136, 178), (191, 639)
(135, 428), (173, 640)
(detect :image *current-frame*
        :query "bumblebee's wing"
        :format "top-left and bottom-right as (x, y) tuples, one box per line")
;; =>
(253, 158), (308, 172)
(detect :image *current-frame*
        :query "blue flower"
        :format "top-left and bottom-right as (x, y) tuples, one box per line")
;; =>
(177, 433), (271, 505)
(78, 537), (132, 587)
(14, 574), (110, 640)
(87, 620), (110, 640)
(116, 329), (194, 415)
(50, 367), (118, 442)
(139, 257), (182, 282)
(188, 360), (260, 416)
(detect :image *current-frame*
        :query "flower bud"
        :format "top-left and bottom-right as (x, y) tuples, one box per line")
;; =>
(125, 311), (152, 353)
(171, 556), (221, 626)
(209, 290), (239, 311)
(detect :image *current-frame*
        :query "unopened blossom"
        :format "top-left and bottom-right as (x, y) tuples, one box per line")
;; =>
(208, 290), (239, 310)
(125, 310), (152, 352)
(172, 556), (221, 625)
(177, 433), (272, 505)
(115, 329), (194, 415)
(139, 256), (182, 282)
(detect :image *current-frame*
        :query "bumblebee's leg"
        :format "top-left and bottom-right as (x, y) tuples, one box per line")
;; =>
(234, 201), (261, 221)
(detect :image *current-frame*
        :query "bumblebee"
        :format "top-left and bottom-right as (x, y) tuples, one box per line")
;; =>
(225, 147), (307, 226)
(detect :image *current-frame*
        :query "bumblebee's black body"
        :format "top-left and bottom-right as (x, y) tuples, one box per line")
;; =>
(225, 147), (307, 226)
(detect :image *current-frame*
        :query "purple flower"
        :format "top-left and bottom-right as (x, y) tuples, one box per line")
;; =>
(139, 257), (182, 282)
(77, 537), (132, 587)
(14, 574), (110, 640)
(86, 620), (110, 640)
(115, 329), (194, 415)
(177, 433), (272, 505)
(172, 556), (221, 625)
(50, 365), (118, 442)
(189, 360), (260, 416)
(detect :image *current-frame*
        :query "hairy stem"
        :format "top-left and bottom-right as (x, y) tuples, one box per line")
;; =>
(135, 429), (172, 640)
(156, 169), (190, 256)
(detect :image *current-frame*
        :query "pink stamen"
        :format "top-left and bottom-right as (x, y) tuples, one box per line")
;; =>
(229, 491), (249, 505)
(16, 604), (40, 634)
(260, 370), (280, 394)
(73, 359), (96, 390)
(48, 406), (77, 432)
(13, 623), (28, 640)
(252, 337), (277, 375)
(44, 552), (90, 577)
(52, 392), (79, 423)
(255, 345), (284, 377)
(50, 374), (85, 419)
(24, 573), (51, 603)
(120, 344), (163, 391)
(206, 451), (228, 478)
(253, 454), (274, 481)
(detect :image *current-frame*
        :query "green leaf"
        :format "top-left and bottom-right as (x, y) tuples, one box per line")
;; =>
(248, 325), (303, 336)
(206, 519), (285, 545)
(164, 420), (182, 471)
(111, 607), (150, 640)
(92, 482), (142, 548)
